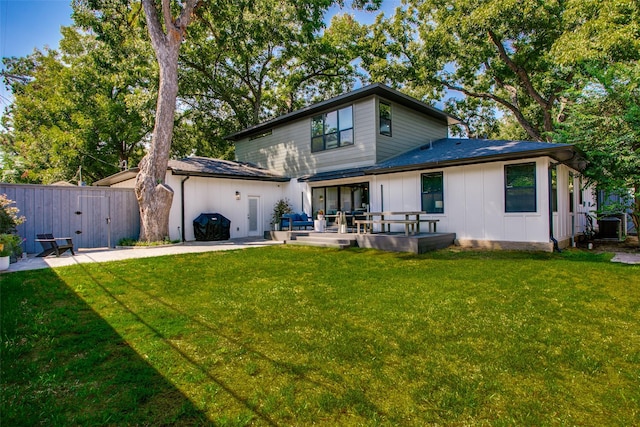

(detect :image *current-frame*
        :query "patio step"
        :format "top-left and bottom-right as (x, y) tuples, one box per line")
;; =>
(285, 233), (358, 249)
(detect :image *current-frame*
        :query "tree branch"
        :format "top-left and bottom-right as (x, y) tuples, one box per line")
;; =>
(488, 30), (549, 109)
(441, 79), (543, 141)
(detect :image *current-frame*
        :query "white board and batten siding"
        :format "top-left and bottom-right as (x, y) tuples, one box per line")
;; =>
(375, 98), (449, 163)
(165, 174), (287, 242)
(371, 157), (591, 247)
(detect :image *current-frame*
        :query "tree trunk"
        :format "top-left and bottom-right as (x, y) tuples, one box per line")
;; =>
(134, 34), (181, 242)
(135, 0), (198, 242)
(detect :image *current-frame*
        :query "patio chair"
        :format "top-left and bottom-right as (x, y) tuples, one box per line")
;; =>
(35, 234), (75, 257)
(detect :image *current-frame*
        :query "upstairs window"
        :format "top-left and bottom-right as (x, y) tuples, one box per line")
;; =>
(421, 172), (444, 213)
(379, 102), (392, 136)
(505, 163), (537, 213)
(311, 106), (354, 152)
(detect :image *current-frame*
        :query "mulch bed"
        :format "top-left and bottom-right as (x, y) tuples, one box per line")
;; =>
(577, 235), (640, 254)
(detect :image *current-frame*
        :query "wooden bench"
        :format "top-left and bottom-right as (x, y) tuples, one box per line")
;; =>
(355, 216), (440, 235)
(355, 219), (418, 236)
(35, 234), (75, 257)
(419, 219), (439, 233)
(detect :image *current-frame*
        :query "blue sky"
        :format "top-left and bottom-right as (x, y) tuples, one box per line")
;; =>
(0, 1), (400, 112)
(0, 0), (73, 58)
(1, 0), (74, 109)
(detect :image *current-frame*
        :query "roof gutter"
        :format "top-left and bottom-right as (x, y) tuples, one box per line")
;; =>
(366, 147), (579, 176)
(170, 170), (289, 182)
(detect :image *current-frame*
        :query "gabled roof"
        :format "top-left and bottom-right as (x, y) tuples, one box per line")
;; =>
(224, 83), (460, 141)
(93, 156), (289, 186)
(367, 138), (584, 174)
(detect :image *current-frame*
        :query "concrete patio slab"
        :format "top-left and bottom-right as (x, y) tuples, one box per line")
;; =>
(611, 252), (640, 265)
(2, 237), (284, 273)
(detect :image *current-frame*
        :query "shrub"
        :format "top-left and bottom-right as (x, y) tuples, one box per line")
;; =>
(0, 234), (22, 257)
(0, 194), (25, 234)
(271, 198), (293, 224)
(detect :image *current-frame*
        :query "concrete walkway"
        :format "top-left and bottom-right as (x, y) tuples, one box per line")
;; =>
(611, 252), (640, 265)
(2, 237), (284, 273)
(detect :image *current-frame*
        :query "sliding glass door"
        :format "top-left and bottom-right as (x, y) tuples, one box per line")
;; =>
(312, 183), (369, 218)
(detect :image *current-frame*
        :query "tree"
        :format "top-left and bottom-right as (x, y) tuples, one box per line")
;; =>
(1, 26), (153, 184)
(444, 97), (499, 139)
(134, 0), (199, 242)
(557, 64), (640, 242)
(174, 3), (371, 159)
(359, 0), (640, 142)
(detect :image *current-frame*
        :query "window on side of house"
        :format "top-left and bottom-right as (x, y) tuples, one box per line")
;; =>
(379, 102), (392, 136)
(505, 163), (537, 213)
(311, 105), (354, 152)
(551, 166), (558, 212)
(421, 172), (444, 213)
(568, 172), (574, 213)
(578, 175), (584, 206)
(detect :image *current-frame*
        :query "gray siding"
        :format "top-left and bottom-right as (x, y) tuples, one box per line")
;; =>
(234, 95), (449, 177)
(0, 184), (140, 254)
(376, 99), (449, 163)
(235, 97), (378, 176)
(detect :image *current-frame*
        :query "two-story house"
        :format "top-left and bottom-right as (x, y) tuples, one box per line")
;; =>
(96, 83), (594, 251)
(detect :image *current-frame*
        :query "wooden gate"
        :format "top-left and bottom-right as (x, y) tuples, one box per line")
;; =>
(0, 184), (140, 254)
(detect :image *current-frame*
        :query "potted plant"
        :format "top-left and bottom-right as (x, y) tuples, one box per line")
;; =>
(0, 234), (17, 270)
(271, 198), (293, 231)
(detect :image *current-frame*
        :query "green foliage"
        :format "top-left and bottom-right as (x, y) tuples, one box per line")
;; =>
(2, 247), (639, 424)
(556, 63), (640, 238)
(117, 237), (180, 246)
(359, 0), (640, 141)
(445, 97), (499, 138)
(0, 233), (22, 257)
(1, 24), (154, 184)
(0, 194), (25, 234)
(271, 198), (293, 224)
(2, 0), (384, 180)
(177, 1), (371, 156)
(0, 195), (25, 257)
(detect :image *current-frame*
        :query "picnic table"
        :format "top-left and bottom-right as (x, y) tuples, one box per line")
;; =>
(354, 211), (439, 236)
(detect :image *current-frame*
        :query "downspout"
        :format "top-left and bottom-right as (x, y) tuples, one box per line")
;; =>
(181, 175), (190, 242)
(548, 163), (561, 253)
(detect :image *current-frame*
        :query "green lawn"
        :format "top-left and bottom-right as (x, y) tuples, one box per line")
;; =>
(2, 246), (639, 426)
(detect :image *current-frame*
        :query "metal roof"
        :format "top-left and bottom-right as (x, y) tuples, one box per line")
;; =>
(224, 83), (460, 141)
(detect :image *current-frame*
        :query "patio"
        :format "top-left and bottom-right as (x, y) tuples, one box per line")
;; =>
(266, 229), (457, 254)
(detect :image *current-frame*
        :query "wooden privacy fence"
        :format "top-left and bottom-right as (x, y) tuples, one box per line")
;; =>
(0, 184), (140, 254)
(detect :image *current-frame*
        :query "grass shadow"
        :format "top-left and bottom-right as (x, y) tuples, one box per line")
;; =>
(0, 269), (211, 426)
